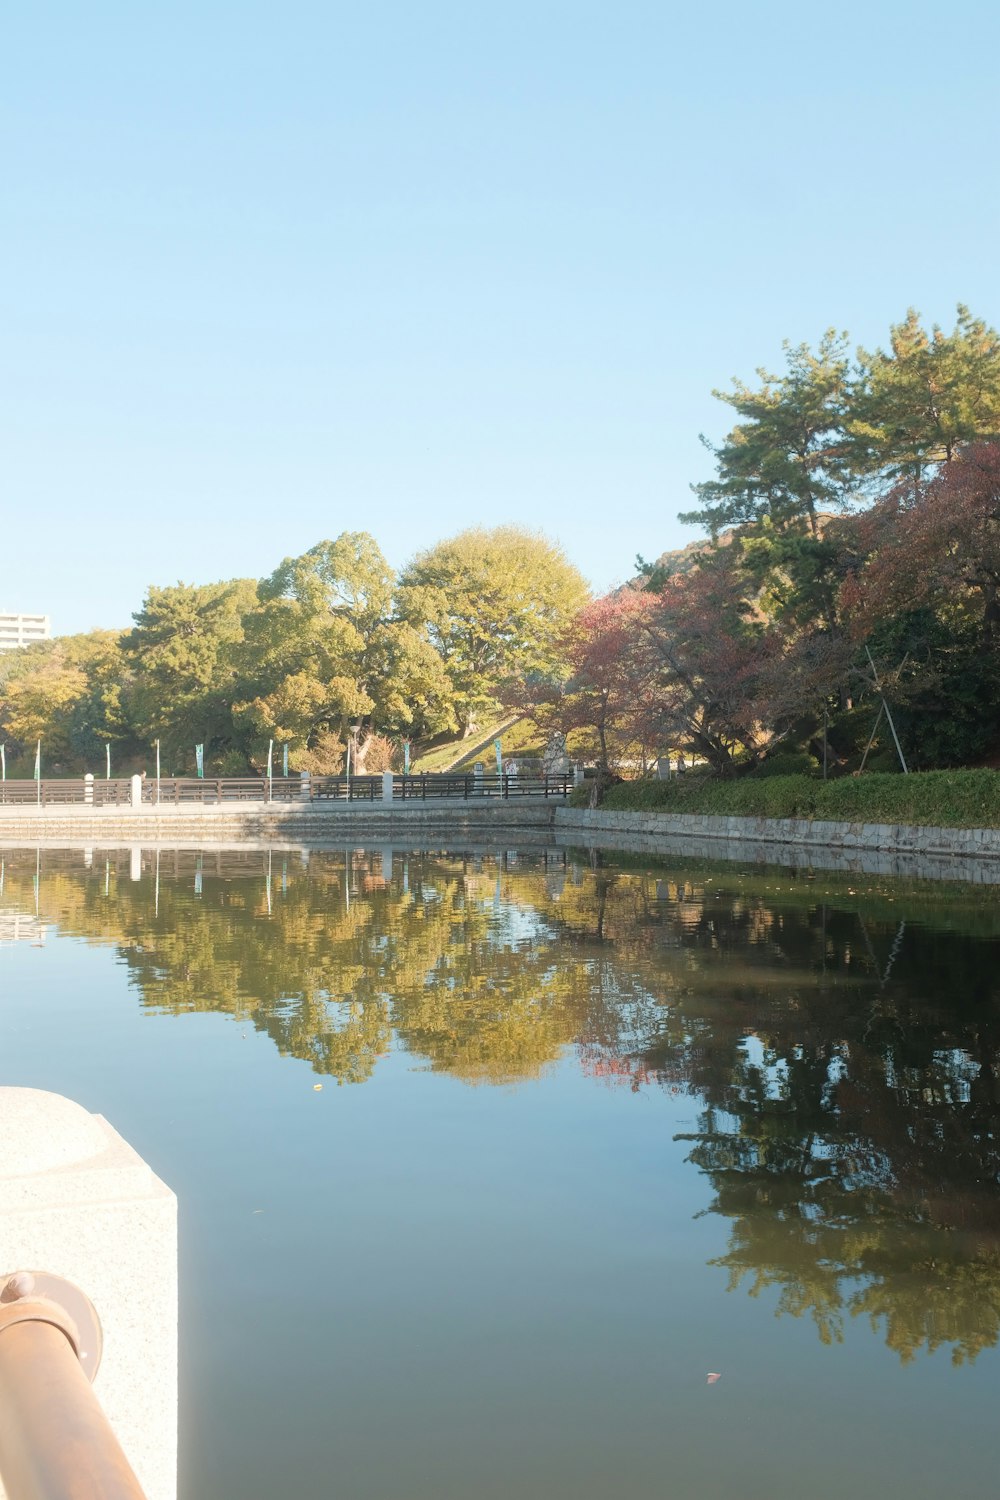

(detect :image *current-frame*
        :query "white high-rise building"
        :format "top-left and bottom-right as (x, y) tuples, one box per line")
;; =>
(0, 613), (51, 651)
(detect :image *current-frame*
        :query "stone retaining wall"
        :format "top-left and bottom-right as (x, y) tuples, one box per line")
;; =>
(556, 806), (1000, 857)
(554, 807), (1000, 885)
(0, 801), (557, 843)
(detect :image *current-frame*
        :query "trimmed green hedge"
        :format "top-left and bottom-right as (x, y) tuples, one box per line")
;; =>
(569, 770), (1000, 829)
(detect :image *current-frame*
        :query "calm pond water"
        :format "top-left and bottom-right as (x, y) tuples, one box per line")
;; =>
(2, 843), (1000, 1499)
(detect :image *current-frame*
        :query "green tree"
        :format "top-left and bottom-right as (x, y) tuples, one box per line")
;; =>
(852, 305), (1000, 482)
(127, 579), (257, 765)
(679, 333), (856, 659)
(399, 526), (589, 734)
(0, 631), (139, 771)
(0, 640), (89, 765)
(682, 331), (854, 540)
(680, 309), (1000, 735)
(685, 309), (1000, 541)
(236, 533), (456, 767)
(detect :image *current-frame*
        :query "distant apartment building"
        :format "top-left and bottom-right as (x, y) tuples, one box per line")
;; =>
(0, 612), (51, 651)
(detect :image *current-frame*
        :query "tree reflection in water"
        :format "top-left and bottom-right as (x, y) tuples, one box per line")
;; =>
(3, 845), (1000, 1364)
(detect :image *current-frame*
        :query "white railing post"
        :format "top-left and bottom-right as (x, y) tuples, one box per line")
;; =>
(84, 773), (94, 805)
(130, 775), (143, 809)
(382, 771), (394, 805)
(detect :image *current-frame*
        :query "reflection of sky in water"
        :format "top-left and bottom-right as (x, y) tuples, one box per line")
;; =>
(2, 846), (1000, 1500)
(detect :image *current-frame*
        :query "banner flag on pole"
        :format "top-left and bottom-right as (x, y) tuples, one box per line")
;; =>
(195, 743), (204, 779)
(282, 744), (289, 778)
(106, 743), (111, 780)
(34, 741), (41, 780)
(403, 741), (411, 775)
(495, 738), (503, 776)
(267, 739), (273, 780)
(1, 744), (5, 782)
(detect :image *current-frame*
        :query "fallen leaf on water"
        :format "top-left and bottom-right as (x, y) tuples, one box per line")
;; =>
(313, 1083), (323, 1091)
(706, 1373), (722, 1384)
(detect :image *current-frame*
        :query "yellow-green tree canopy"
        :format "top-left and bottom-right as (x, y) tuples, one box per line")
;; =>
(399, 526), (589, 733)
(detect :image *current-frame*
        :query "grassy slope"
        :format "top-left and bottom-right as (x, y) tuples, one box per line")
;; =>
(411, 717), (583, 773)
(569, 769), (1000, 829)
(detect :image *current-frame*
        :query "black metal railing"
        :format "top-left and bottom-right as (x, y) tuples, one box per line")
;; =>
(142, 777), (308, 804)
(392, 773), (571, 800)
(0, 779), (135, 807)
(0, 773), (574, 807)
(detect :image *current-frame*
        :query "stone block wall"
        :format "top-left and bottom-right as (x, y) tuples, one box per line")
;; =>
(554, 808), (1000, 885)
(0, 802), (557, 844)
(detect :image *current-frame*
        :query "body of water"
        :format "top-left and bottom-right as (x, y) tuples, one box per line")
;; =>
(2, 844), (999, 1499)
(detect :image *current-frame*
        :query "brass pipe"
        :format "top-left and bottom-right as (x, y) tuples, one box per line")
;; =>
(0, 1307), (148, 1500)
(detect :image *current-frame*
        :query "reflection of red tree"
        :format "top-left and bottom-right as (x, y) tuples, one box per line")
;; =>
(577, 1042), (655, 1091)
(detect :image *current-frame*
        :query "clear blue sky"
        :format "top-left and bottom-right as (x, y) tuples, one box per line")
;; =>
(6, 0), (1000, 635)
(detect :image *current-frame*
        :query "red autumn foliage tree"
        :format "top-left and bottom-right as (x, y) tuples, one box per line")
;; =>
(507, 588), (659, 775)
(840, 441), (1000, 643)
(639, 549), (848, 776)
(512, 551), (852, 784)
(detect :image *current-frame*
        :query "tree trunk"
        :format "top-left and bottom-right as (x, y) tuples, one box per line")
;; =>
(352, 730), (375, 774)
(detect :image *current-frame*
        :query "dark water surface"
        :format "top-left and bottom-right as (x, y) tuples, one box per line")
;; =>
(2, 844), (1000, 1499)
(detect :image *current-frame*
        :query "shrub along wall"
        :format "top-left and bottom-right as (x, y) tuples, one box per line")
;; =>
(571, 770), (1000, 829)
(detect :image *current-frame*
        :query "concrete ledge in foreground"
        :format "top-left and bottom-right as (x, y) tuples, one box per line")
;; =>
(0, 1088), (176, 1500)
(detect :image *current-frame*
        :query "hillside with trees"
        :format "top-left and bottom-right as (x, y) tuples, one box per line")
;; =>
(4, 306), (1000, 787)
(0, 528), (585, 776)
(510, 306), (1000, 786)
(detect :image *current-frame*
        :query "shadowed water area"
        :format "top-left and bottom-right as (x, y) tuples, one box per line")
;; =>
(2, 843), (1000, 1499)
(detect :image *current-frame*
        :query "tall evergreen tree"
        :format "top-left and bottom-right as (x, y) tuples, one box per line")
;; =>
(681, 331), (854, 539)
(852, 306), (1000, 482)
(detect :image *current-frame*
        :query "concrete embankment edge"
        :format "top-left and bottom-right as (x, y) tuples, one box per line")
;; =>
(4, 800), (1000, 883)
(554, 807), (1000, 886)
(0, 802), (557, 843)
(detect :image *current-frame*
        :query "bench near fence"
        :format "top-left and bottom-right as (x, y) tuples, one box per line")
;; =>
(0, 773), (573, 807)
